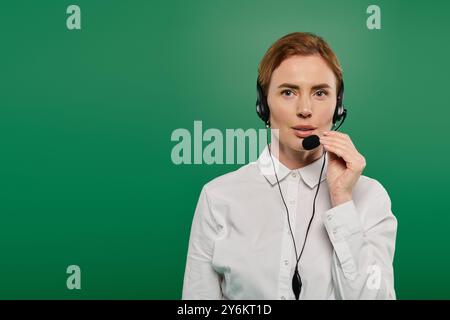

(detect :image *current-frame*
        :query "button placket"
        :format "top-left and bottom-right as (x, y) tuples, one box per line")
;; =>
(287, 171), (298, 209)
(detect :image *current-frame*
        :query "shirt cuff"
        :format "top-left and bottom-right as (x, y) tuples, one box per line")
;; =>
(322, 200), (364, 280)
(322, 200), (364, 242)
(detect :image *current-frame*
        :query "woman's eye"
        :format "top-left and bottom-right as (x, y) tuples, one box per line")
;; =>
(315, 90), (328, 97)
(281, 89), (294, 97)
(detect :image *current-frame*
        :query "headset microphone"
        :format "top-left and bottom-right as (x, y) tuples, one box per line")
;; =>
(301, 107), (347, 150)
(302, 135), (320, 150)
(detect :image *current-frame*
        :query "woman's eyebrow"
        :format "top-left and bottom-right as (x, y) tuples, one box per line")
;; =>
(277, 83), (332, 90)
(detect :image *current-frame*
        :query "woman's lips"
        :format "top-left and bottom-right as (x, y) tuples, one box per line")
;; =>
(292, 128), (315, 138)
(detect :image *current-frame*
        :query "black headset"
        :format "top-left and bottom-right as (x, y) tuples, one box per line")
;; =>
(256, 79), (347, 128)
(257, 77), (348, 300)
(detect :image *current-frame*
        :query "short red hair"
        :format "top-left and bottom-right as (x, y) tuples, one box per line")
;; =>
(258, 32), (343, 96)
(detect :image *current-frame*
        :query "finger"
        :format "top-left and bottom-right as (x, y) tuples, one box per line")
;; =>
(322, 141), (360, 165)
(320, 135), (355, 150)
(322, 143), (347, 158)
(320, 136), (351, 150)
(323, 141), (365, 171)
(324, 131), (354, 145)
(323, 132), (366, 171)
(324, 131), (348, 138)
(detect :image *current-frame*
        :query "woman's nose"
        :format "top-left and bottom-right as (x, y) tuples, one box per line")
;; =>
(296, 99), (313, 118)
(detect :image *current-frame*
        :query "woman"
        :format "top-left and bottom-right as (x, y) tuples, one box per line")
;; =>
(182, 32), (397, 300)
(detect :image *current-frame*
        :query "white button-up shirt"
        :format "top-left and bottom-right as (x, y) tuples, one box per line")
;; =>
(182, 146), (397, 300)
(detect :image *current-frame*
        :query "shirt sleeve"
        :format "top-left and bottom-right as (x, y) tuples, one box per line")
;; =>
(321, 182), (398, 300)
(182, 186), (224, 299)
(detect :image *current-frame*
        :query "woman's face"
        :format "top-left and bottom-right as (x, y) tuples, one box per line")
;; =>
(266, 54), (338, 152)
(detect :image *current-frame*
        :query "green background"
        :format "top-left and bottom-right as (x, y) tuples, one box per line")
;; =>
(1, 0), (449, 299)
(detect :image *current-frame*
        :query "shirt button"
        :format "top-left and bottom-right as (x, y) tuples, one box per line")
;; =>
(291, 172), (297, 178)
(327, 215), (333, 221)
(343, 262), (355, 272)
(284, 260), (289, 266)
(281, 296), (286, 300)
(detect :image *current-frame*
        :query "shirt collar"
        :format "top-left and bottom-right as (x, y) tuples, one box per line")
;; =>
(256, 145), (328, 189)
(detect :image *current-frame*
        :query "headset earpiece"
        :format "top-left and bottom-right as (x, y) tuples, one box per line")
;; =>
(333, 80), (346, 124)
(256, 81), (270, 126)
